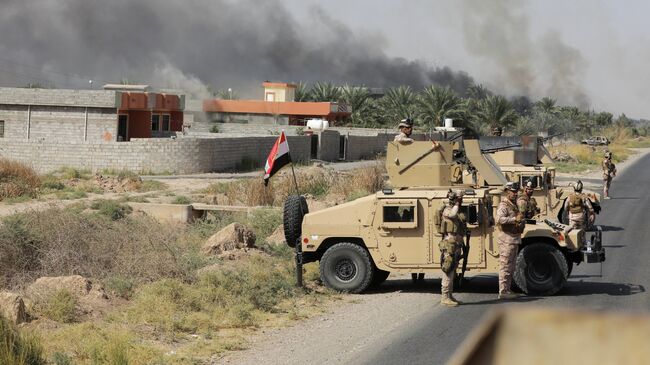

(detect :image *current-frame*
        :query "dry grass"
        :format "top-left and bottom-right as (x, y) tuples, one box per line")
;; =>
(0, 159), (41, 201)
(0, 314), (46, 365)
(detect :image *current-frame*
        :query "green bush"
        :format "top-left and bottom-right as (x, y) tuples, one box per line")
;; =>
(104, 276), (136, 299)
(246, 209), (282, 240)
(52, 352), (73, 365)
(209, 124), (220, 133)
(0, 314), (46, 365)
(172, 195), (192, 205)
(38, 290), (78, 323)
(90, 199), (133, 220)
(137, 180), (167, 192)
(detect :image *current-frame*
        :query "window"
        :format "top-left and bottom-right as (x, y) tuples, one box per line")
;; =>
(0, 120), (4, 138)
(520, 175), (542, 189)
(265, 92), (275, 102)
(381, 200), (419, 229)
(151, 115), (160, 131)
(383, 206), (415, 223)
(162, 115), (170, 131)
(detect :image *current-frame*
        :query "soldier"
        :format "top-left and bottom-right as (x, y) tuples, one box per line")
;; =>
(439, 189), (466, 307)
(495, 182), (525, 300)
(564, 180), (595, 231)
(602, 151), (616, 199)
(394, 118), (414, 143)
(517, 180), (540, 219)
(491, 126), (503, 136)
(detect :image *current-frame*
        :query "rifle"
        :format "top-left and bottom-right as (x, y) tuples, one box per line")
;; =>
(480, 142), (523, 154)
(458, 230), (471, 286)
(538, 132), (564, 143)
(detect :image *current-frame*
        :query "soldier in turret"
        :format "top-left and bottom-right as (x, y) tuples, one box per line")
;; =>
(394, 118), (414, 143)
(491, 126), (503, 136)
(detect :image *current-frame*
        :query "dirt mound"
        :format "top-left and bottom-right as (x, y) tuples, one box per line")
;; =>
(26, 275), (107, 300)
(266, 225), (286, 246)
(553, 152), (577, 163)
(0, 291), (27, 324)
(91, 174), (142, 193)
(202, 222), (257, 255)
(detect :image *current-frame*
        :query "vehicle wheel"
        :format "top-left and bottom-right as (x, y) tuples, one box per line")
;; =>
(283, 195), (308, 248)
(320, 242), (374, 293)
(514, 243), (568, 296)
(370, 268), (390, 288)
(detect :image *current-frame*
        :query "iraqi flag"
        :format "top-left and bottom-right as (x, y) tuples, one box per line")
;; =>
(263, 131), (291, 186)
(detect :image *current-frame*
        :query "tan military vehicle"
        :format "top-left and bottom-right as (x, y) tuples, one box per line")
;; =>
(283, 140), (606, 295)
(483, 137), (602, 227)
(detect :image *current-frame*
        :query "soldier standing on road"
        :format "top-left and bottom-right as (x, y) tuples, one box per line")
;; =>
(602, 151), (616, 199)
(517, 180), (540, 219)
(438, 190), (466, 307)
(394, 118), (414, 143)
(564, 180), (595, 231)
(496, 182), (525, 300)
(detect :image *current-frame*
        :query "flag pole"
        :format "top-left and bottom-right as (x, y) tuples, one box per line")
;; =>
(290, 163), (300, 196)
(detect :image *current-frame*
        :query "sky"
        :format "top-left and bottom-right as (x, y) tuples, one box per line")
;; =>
(0, 0), (649, 118)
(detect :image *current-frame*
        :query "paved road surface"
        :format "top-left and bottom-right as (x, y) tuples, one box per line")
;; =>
(357, 152), (650, 365)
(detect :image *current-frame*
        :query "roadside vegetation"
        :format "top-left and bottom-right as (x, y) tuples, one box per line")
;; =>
(0, 204), (329, 364)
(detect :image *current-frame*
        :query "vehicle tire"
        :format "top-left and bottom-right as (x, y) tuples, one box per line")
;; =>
(320, 242), (374, 293)
(369, 268), (390, 288)
(514, 243), (568, 296)
(283, 195), (308, 248)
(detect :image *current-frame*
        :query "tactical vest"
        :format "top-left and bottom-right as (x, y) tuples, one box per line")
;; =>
(568, 193), (584, 214)
(499, 200), (525, 235)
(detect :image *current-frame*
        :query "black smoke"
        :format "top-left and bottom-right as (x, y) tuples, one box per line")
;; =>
(0, 0), (475, 97)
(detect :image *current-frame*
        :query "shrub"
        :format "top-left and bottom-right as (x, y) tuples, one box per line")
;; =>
(37, 290), (78, 323)
(345, 189), (371, 202)
(172, 195), (192, 205)
(104, 276), (136, 299)
(0, 159), (41, 201)
(116, 169), (139, 181)
(59, 167), (90, 180)
(209, 124), (219, 133)
(0, 314), (46, 365)
(52, 352), (73, 365)
(235, 156), (259, 172)
(90, 199), (133, 220)
(137, 180), (167, 192)
(245, 209), (282, 240)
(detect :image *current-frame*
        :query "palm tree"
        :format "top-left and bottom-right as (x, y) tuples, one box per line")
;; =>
(416, 85), (463, 132)
(534, 97), (557, 114)
(340, 85), (375, 127)
(473, 95), (519, 133)
(294, 82), (309, 102)
(309, 82), (342, 102)
(377, 86), (418, 127)
(466, 84), (492, 100)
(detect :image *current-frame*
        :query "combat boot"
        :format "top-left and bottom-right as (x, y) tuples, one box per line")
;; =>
(449, 294), (463, 304)
(497, 292), (520, 300)
(440, 294), (459, 307)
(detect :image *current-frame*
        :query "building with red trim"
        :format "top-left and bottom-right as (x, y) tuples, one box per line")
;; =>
(203, 82), (351, 126)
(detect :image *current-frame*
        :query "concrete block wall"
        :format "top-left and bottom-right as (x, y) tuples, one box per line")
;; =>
(0, 105), (28, 139)
(28, 106), (116, 142)
(0, 136), (311, 174)
(318, 130), (341, 161)
(0, 88), (117, 107)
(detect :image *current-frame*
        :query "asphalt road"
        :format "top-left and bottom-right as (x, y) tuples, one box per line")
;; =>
(357, 152), (650, 365)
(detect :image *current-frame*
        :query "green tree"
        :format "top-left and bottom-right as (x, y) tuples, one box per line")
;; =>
(294, 82), (309, 102)
(309, 82), (342, 102)
(377, 86), (418, 127)
(416, 85), (463, 132)
(473, 95), (519, 133)
(340, 85), (376, 127)
(534, 97), (558, 115)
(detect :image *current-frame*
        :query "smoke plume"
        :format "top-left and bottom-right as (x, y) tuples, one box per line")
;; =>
(0, 0), (474, 98)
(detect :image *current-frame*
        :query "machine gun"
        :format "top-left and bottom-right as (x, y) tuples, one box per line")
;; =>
(538, 132), (564, 143)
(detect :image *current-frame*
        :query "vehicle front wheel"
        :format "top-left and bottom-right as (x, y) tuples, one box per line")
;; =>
(320, 242), (374, 293)
(514, 243), (568, 296)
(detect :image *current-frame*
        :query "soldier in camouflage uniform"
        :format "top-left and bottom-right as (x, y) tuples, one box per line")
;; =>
(439, 189), (466, 307)
(564, 180), (595, 231)
(394, 118), (414, 143)
(517, 180), (540, 219)
(602, 151), (616, 199)
(496, 182), (525, 300)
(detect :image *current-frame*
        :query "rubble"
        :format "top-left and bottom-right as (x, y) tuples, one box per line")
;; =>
(202, 222), (257, 255)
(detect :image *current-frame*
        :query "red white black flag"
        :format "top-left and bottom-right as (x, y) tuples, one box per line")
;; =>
(263, 131), (291, 186)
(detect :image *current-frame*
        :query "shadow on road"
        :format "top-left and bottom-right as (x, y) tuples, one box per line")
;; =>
(597, 225), (624, 232)
(563, 280), (645, 296)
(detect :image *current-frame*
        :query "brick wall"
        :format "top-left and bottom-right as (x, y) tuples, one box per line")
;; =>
(0, 136), (311, 174)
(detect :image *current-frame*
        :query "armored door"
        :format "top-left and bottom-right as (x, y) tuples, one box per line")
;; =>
(375, 199), (431, 266)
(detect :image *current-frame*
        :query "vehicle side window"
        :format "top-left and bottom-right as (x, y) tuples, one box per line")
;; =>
(461, 205), (479, 225)
(383, 206), (415, 223)
(520, 175), (541, 188)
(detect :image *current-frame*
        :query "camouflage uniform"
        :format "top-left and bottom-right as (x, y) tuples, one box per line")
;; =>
(440, 204), (464, 303)
(516, 193), (539, 219)
(394, 131), (414, 143)
(602, 157), (616, 199)
(496, 198), (524, 296)
(564, 192), (594, 230)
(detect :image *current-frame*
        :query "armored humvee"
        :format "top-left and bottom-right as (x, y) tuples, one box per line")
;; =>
(479, 136), (601, 227)
(283, 140), (605, 295)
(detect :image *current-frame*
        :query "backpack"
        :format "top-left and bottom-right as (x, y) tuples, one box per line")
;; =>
(568, 193), (584, 214)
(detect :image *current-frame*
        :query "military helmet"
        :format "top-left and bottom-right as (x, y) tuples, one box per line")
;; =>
(524, 180), (533, 189)
(447, 189), (458, 203)
(574, 180), (583, 192)
(398, 118), (414, 128)
(505, 181), (520, 192)
(604, 151), (612, 158)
